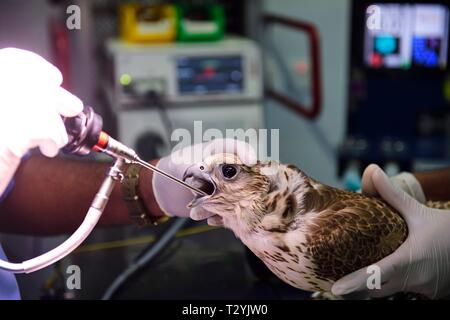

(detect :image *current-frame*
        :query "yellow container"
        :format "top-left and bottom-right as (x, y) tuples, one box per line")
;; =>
(119, 4), (176, 43)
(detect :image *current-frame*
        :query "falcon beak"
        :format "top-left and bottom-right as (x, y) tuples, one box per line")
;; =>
(183, 164), (217, 208)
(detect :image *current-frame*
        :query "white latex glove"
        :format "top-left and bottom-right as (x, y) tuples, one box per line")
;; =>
(152, 138), (257, 224)
(362, 166), (426, 204)
(0, 48), (83, 194)
(332, 164), (450, 299)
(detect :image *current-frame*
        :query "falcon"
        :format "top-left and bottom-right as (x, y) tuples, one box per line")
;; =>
(184, 153), (449, 293)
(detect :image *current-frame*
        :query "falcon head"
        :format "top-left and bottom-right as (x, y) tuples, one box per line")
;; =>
(183, 153), (271, 227)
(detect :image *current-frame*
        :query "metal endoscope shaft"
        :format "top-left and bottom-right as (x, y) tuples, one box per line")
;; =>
(132, 157), (208, 197)
(62, 105), (207, 197)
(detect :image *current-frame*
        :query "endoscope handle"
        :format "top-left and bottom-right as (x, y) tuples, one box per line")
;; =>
(61, 105), (104, 156)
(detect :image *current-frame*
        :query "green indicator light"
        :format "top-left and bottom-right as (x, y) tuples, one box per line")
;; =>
(120, 73), (132, 86)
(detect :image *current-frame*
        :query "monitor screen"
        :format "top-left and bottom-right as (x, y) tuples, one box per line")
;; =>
(177, 55), (244, 94)
(364, 3), (449, 69)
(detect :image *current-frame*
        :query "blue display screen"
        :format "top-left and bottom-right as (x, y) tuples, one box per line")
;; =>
(364, 4), (449, 69)
(412, 37), (442, 67)
(177, 55), (243, 94)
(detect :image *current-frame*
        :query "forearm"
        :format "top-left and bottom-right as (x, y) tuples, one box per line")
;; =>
(414, 167), (450, 201)
(0, 154), (164, 235)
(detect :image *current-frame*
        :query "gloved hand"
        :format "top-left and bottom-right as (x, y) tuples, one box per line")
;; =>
(152, 138), (257, 224)
(0, 48), (83, 194)
(332, 164), (450, 299)
(362, 165), (426, 204)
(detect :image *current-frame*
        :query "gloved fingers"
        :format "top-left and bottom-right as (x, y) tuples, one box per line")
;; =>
(331, 267), (373, 296)
(0, 48), (63, 86)
(390, 173), (426, 204)
(36, 108), (69, 157)
(332, 258), (398, 296)
(207, 215), (224, 226)
(204, 138), (257, 166)
(190, 206), (217, 221)
(37, 140), (58, 157)
(54, 87), (83, 117)
(371, 165), (423, 224)
(361, 164), (379, 196)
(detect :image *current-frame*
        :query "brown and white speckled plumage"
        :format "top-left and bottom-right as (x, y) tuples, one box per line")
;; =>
(184, 154), (449, 293)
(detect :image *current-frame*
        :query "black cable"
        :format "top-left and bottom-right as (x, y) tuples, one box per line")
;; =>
(101, 91), (182, 300)
(101, 218), (188, 300)
(145, 90), (175, 147)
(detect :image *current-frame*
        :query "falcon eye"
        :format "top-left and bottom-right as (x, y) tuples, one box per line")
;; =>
(221, 164), (238, 179)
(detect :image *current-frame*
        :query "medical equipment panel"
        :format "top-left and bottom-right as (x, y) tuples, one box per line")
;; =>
(364, 3), (449, 69)
(339, 1), (450, 186)
(105, 37), (262, 107)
